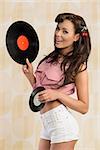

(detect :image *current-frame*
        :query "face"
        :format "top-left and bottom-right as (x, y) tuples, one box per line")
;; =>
(54, 19), (79, 54)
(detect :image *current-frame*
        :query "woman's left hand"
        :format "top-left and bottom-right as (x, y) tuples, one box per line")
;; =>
(38, 89), (60, 103)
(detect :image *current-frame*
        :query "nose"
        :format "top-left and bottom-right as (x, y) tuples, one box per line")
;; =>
(55, 30), (62, 37)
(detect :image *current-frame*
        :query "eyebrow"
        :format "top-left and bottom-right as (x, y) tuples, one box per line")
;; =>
(57, 25), (68, 30)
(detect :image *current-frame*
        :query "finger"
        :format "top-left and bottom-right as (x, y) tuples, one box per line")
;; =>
(22, 65), (29, 73)
(26, 58), (31, 67)
(38, 94), (49, 102)
(38, 90), (46, 96)
(38, 94), (45, 100)
(38, 97), (45, 102)
(39, 98), (47, 103)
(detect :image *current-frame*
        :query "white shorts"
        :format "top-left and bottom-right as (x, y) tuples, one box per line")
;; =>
(40, 104), (79, 144)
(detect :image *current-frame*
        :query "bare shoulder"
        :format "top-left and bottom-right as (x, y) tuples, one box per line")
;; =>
(75, 64), (88, 84)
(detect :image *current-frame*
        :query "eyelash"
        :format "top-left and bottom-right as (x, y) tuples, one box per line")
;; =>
(56, 27), (68, 34)
(56, 27), (60, 31)
(63, 31), (68, 34)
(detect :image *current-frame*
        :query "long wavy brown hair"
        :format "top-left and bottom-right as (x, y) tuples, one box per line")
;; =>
(38, 13), (91, 86)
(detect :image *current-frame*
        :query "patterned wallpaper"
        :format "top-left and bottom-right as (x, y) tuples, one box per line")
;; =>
(0, 1), (100, 150)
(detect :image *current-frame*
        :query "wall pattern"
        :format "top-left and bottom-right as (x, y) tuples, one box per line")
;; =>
(0, 0), (100, 150)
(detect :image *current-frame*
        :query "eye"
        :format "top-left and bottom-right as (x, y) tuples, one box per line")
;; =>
(63, 30), (68, 34)
(56, 26), (60, 31)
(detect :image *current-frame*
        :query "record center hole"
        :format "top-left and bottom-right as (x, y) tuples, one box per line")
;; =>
(17, 35), (29, 51)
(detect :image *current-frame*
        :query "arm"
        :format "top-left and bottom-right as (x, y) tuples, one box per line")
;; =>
(22, 58), (36, 87)
(39, 65), (89, 114)
(58, 67), (89, 114)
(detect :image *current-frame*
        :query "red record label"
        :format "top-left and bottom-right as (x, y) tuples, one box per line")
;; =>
(17, 35), (29, 51)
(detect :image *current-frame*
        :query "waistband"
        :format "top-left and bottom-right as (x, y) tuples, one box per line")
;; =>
(40, 104), (71, 118)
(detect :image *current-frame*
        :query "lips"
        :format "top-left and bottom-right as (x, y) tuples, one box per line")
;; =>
(55, 39), (63, 44)
(56, 40), (62, 42)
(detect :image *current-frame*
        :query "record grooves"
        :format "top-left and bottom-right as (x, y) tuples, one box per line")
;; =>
(6, 21), (39, 64)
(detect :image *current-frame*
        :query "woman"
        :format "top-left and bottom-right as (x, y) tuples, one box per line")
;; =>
(22, 13), (91, 150)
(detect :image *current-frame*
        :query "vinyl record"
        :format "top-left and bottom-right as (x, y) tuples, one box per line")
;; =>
(29, 87), (45, 112)
(6, 21), (39, 64)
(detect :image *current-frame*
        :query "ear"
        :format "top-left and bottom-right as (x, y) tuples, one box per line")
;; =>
(74, 33), (80, 42)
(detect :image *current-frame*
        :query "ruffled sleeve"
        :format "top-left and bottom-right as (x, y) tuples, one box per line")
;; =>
(32, 59), (75, 94)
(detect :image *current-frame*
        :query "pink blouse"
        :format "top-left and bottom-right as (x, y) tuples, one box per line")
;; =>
(33, 59), (75, 95)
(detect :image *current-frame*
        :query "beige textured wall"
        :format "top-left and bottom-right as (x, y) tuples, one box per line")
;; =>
(0, 1), (99, 150)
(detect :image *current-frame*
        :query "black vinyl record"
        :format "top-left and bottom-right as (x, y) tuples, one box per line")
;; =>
(6, 21), (39, 64)
(29, 87), (45, 112)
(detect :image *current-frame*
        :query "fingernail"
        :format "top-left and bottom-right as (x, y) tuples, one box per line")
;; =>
(24, 68), (26, 71)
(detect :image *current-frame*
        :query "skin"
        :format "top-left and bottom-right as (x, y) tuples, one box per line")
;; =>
(22, 20), (89, 150)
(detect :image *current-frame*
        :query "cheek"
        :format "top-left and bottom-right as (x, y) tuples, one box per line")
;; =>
(64, 36), (74, 45)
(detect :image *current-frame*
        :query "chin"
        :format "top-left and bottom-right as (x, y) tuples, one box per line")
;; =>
(54, 44), (63, 49)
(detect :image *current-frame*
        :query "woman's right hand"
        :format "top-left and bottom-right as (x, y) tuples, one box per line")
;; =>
(22, 58), (36, 86)
(22, 58), (33, 75)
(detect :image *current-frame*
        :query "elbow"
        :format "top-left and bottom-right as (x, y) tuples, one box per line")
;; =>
(80, 106), (89, 114)
(81, 109), (88, 114)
